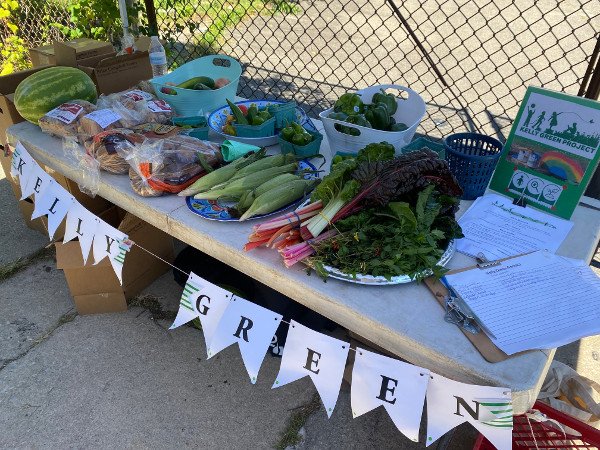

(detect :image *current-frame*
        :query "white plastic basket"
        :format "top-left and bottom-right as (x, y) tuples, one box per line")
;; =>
(319, 84), (426, 154)
(150, 55), (242, 116)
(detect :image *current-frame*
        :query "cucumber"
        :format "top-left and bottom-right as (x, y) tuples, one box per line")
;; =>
(176, 76), (216, 90)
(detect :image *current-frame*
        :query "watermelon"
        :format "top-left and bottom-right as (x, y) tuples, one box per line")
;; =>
(14, 67), (97, 124)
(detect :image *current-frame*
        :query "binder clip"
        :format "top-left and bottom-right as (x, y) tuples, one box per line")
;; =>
(442, 282), (480, 334)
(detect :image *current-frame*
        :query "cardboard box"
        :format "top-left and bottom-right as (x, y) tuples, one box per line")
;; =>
(55, 207), (175, 315)
(29, 38), (113, 68)
(1, 145), (112, 239)
(55, 42), (153, 95)
(0, 66), (52, 149)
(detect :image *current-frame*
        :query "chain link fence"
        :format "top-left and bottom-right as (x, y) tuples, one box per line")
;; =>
(0, 0), (69, 49)
(154, 0), (599, 141)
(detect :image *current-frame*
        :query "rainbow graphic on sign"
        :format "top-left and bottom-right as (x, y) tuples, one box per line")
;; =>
(539, 151), (585, 183)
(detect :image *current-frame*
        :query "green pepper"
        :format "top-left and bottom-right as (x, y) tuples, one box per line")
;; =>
(345, 114), (372, 128)
(364, 104), (390, 131)
(247, 104), (259, 124)
(258, 110), (271, 121)
(227, 99), (248, 125)
(250, 116), (265, 126)
(328, 111), (348, 121)
(372, 89), (397, 115)
(223, 123), (236, 135)
(334, 93), (364, 116)
(281, 126), (295, 142)
(292, 133), (310, 146)
(390, 122), (408, 132)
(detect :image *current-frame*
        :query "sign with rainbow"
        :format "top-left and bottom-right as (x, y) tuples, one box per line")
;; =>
(490, 87), (600, 219)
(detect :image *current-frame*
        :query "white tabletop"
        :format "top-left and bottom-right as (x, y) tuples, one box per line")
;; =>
(8, 120), (600, 415)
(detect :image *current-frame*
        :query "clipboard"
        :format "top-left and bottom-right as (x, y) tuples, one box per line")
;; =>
(424, 254), (529, 363)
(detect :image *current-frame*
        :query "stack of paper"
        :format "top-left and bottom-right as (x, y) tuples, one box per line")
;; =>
(444, 251), (600, 355)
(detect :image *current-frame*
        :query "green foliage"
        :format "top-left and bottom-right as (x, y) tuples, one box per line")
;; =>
(0, 0), (30, 74)
(50, 0), (123, 43)
(312, 186), (463, 281)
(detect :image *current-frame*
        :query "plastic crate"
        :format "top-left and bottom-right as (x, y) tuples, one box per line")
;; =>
(150, 55), (242, 116)
(319, 84), (426, 155)
(444, 132), (503, 200)
(279, 130), (323, 157)
(268, 101), (297, 128)
(234, 116), (276, 138)
(171, 116), (209, 140)
(402, 137), (445, 157)
(474, 401), (600, 450)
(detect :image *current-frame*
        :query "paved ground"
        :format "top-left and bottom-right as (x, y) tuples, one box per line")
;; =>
(1, 154), (599, 448)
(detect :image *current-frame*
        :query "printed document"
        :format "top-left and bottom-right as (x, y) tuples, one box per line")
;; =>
(456, 193), (573, 260)
(444, 251), (600, 355)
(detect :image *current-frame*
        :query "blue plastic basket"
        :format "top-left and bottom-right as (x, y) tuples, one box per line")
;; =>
(444, 133), (503, 200)
(279, 130), (323, 157)
(150, 55), (242, 116)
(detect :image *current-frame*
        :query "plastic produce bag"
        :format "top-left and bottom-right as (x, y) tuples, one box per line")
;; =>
(97, 88), (173, 126)
(62, 137), (101, 197)
(538, 361), (600, 432)
(39, 100), (97, 140)
(83, 129), (145, 174)
(126, 135), (223, 197)
(78, 108), (125, 136)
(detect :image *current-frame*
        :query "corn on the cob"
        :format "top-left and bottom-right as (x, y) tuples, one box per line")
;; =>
(253, 173), (301, 198)
(229, 153), (296, 181)
(178, 149), (266, 196)
(236, 190), (256, 214)
(239, 179), (318, 221)
(194, 163), (298, 200)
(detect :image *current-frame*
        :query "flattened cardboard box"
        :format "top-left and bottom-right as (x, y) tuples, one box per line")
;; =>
(29, 38), (113, 68)
(54, 42), (153, 95)
(55, 207), (174, 315)
(0, 145), (112, 239)
(0, 66), (51, 149)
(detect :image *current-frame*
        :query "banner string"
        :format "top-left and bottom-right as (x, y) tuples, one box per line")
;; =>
(131, 241), (190, 277)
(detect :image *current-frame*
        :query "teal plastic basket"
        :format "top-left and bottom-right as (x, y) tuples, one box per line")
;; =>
(150, 55), (242, 116)
(234, 117), (276, 138)
(402, 137), (445, 157)
(279, 130), (323, 157)
(172, 116), (209, 140)
(268, 101), (297, 128)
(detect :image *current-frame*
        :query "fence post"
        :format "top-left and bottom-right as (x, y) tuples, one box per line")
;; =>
(142, 0), (158, 36)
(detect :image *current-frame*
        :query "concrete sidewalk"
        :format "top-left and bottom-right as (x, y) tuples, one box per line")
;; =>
(0, 164), (598, 449)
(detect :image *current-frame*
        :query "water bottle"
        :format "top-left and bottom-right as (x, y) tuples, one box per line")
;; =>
(149, 36), (168, 77)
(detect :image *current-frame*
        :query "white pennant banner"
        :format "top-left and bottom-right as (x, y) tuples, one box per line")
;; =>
(92, 218), (129, 284)
(170, 272), (232, 351)
(31, 180), (75, 239)
(351, 347), (429, 442)
(10, 141), (34, 182)
(20, 158), (52, 201)
(426, 373), (512, 450)
(208, 296), (282, 384)
(273, 320), (349, 418)
(63, 202), (100, 264)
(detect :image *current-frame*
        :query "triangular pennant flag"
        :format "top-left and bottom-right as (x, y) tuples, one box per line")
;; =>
(208, 296), (282, 384)
(10, 141), (33, 180)
(92, 218), (128, 284)
(426, 373), (512, 450)
(273, 321), (349, 418)
(30, 180), (75, 239)
(351, 347), (429, 442)
(20, 161), (52, 201)
(170, 272), (232, 350)
(63, 202), (100, 264)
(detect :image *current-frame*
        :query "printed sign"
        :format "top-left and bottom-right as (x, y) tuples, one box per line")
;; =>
(147, 99), (172, 113)
(489, 87), (600, 219)
(123, 90), (154, 102)
(45, 103), (85, 124)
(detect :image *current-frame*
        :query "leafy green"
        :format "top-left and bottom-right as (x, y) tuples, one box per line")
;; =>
(310, 187), (462, 281)
(356, 142), (395, 163)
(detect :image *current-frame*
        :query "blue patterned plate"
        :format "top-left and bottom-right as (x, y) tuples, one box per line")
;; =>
(186, 159), (318, 221)
(208, 100), (311, 147)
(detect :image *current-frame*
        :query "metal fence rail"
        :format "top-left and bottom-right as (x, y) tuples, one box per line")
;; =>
(153, 0), (599, 141)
